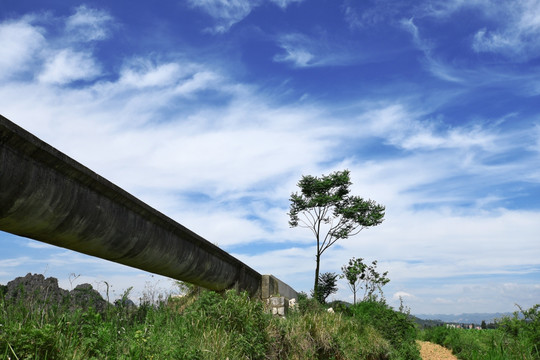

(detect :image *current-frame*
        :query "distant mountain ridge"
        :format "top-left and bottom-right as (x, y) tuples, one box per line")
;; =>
(414, 312), (512, 324)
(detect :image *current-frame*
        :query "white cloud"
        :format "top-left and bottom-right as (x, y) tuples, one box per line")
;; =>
(274, 45), (315, 67)
(269, 0), (304, 9)
(38, 49), (101, 85)
(333, 208), (540, 276)
(532, 124), (540, 153)
(25, 241), (56, 249)
(425, 0), (540, 59)
(357, 104), (498, 152)
(0, 9), (111, 84)
(273, 33), (360, 68)
(393, 291), (415, 300)
(343, 0), (408, 29)
(187, 0), (258, 33)
(473, 28), (515, 53)
(420, 0), (490, 18)
(0, 18), (45, 80)
(188, 0), (302, 33)
(119, 60), (184, 88)
(174, 70), (221, 95)
(0, 257), (33, 268)
(65, 5), (114, 42)
(400, 18), (464, 82)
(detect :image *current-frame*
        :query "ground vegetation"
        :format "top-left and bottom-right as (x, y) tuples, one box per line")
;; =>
(0, 274), (421, 359)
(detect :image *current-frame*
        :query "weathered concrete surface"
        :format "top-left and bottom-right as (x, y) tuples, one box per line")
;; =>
(0, 114), (269, 296)
(262, 275), (298, 301)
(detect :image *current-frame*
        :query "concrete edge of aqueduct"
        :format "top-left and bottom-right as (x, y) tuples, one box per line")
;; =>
(0, 114), (297, 306)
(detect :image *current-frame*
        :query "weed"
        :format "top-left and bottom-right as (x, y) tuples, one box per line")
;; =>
(0, 278), (422, 359)
(421, 305), (540, 360)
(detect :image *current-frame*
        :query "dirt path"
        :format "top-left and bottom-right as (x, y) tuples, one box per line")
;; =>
(417, 341), (458, 360)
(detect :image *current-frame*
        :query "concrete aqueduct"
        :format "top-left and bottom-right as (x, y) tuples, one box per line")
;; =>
(0, 114), (297, 302)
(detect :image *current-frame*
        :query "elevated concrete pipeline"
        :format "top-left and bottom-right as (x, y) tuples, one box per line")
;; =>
(0, 114), (294, 299)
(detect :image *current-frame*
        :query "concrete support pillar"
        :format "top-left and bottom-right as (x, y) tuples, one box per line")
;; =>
(268, 296), (288, 317)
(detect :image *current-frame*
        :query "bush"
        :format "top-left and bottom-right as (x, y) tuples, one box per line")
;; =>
(297, 291), (325, 315)
(183, 290), (270, 359)
(267, 308), (392, 359)
(349, 300), (420, 359)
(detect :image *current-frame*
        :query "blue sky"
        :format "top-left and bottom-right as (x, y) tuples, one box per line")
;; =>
(1, 0), (539, 315)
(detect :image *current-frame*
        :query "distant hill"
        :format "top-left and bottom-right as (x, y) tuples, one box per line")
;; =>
(409, 316), (444, 328)
(414, 312), (512, 325)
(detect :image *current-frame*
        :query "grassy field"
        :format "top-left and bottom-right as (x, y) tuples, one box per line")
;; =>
(0, 284), (421, 360)
(2, 279), (538, 360)
(419, 304), (540, 360)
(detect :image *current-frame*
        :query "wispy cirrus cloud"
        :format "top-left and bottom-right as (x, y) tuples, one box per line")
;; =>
(270, 0), (304, 9)
(471, 0), (540, 59)
(419, 0), (490, 18)
(187, 0), (304, 33)
(65, 5), (114, 42)
(187, 0), (256, 33)
(423, 0), (540, 60)
(400, 18), (464, 82)
(273, 33), (315, 67)
(342, 0), (410, 29)
(273, 32), (361, 68)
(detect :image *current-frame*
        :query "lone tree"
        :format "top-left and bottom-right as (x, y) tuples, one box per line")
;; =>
(288, 170), (385, 302)
(341, 257), (390, 304)
(341, 257), (367, 305)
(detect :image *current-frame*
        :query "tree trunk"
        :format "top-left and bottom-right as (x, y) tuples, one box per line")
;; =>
(314, 252), (321, 302)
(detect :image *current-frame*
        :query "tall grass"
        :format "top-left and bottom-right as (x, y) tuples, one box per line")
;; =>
(420, 304), (540, 360)
(0, 283), (421, 359)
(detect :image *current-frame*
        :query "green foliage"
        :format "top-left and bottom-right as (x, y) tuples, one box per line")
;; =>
(341, 257), (366, 305)
(347, 300), (420, 359)
(0, 276), (425, 360)
(341, 257), (390, 304)
(183, 290), (270, 358)
(267, 307), (395, 359)
(288, 169), (385, 301)
(421, 304), (540, 359)
(296, 291), (325, 315)
(288, 170), (385, 232)
(497, 304), (540, 359)
(312, 272), (339, 304)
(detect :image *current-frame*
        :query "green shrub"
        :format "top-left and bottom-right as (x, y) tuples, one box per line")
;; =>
(349, 300), (420, 359)
(267, 309), (392, 359)
(183, 289), (271, 359)
(297, 291), (325, 315)
(497, 304), (540, 359)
